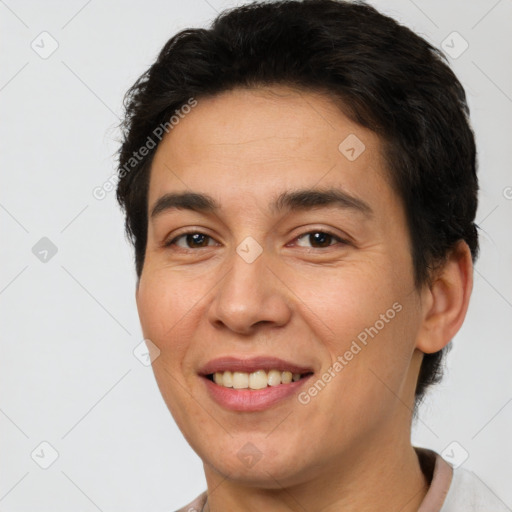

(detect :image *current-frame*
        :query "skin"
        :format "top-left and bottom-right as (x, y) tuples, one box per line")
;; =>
(135, 86), (473, 512)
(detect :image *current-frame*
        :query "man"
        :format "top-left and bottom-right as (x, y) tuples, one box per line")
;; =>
(115, 1), (508, 510)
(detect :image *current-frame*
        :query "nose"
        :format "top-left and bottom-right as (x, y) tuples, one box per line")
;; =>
(206, 244), (292, 336)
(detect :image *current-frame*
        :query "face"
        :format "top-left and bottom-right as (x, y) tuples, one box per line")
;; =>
(136, 86), (426, 487)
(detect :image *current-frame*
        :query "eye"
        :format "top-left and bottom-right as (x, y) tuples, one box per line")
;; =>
(164, 231), (218, 249)
(292, 230), (347, 249)
(163, 229), (348, 251)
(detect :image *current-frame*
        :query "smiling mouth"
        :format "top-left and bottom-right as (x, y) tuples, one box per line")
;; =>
(206, 369), (314, 390)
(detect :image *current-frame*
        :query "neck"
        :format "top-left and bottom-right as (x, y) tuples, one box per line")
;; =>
(202, 432), (428, 512)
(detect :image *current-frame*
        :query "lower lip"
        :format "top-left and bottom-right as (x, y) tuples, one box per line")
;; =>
(201, 374), (313, 412)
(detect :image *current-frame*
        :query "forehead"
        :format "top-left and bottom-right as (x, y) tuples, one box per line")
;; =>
(147, 86), (393, 214)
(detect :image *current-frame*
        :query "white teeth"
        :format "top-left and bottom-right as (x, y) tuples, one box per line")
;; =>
(210, 369), (308, 389)
(249, 370), (268, 390)
(222, 371), (233, 388)
(267, 369), (281, 386)
(281, 371), (292, 384)
(232, 372), (249, 389)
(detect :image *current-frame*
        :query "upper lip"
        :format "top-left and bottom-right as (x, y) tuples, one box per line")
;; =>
(199, 356), (314, 376)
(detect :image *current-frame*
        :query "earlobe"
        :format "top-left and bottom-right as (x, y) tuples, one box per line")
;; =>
(415, 240), (474, 354)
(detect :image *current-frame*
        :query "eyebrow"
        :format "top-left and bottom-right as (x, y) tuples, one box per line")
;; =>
(150, 187), (373, 220)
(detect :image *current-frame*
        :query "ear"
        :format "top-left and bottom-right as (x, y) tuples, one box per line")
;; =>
(415, 240), (474, 354)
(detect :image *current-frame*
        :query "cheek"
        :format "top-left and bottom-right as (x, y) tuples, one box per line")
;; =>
(136, 272), (207, 427)
(293, 261), (418, 396)
(293, 262), (404, 345)
(136, 271), (197, 357)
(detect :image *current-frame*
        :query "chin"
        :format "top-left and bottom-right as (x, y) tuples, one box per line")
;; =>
(199, 437), (317, 488)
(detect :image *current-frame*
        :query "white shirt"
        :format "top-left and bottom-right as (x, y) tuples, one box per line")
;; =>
(440, 462), (510, 511)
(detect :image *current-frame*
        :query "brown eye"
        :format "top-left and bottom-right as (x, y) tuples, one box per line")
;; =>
(165, 232), (216, 249)
(295, 231), (344, 249)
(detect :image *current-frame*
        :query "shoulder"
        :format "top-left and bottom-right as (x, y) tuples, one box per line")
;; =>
(414, 446), (510, 512)
(441, 467), (510, 512)
(173, 490), (207, 512)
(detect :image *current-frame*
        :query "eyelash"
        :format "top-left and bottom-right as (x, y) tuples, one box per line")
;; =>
(163, 229), (349, 251)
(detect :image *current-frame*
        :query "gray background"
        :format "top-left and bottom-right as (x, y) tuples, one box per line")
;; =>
(1, 0), (511, 510)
